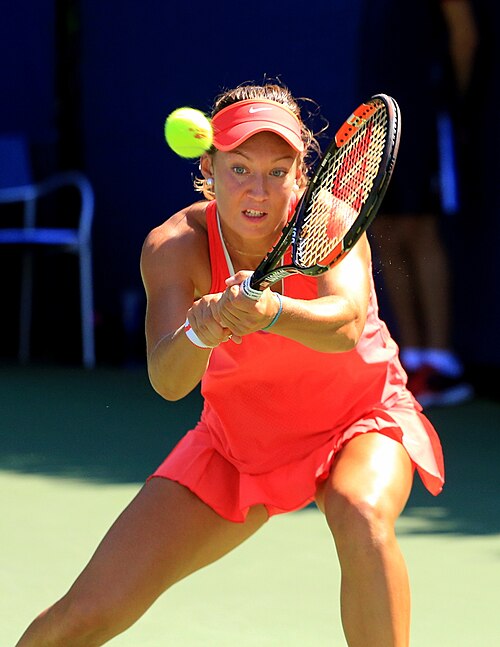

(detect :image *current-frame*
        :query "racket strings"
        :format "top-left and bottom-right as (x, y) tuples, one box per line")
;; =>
(295, 106), (389, 267)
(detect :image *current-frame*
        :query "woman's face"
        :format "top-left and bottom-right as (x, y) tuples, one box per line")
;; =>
(202, 131), (302, 247)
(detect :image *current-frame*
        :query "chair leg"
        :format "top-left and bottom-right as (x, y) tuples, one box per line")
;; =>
(79, 246), (95, 368)
(19, 250), (33, 364)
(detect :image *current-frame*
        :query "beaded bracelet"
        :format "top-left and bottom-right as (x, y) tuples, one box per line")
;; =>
(262, 292), (283, 331)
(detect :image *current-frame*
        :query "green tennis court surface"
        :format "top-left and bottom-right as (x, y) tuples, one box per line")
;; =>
(1, 366), (499, 646)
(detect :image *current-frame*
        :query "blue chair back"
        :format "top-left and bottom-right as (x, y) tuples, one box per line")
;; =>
(0, 134), (33, 188)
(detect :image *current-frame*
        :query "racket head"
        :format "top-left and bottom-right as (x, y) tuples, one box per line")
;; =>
(291, 94), (401, 274)
(243, 93), (401, 299)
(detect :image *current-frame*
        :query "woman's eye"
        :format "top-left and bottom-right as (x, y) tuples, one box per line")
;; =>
(232, 166), (246, 175)
(271, 169), (286, 178)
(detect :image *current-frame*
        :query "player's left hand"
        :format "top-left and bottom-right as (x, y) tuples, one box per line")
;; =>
(213, 271), (281, 336)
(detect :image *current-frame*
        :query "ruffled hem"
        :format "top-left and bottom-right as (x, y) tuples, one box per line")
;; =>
(149, 393), (444, 523)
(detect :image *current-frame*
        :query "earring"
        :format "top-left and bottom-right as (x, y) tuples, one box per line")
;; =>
(206, 177), (214, 190)
(293, 181), (300, 191)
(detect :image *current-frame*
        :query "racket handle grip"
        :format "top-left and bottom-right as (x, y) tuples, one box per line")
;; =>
(241, 277), (263, 301)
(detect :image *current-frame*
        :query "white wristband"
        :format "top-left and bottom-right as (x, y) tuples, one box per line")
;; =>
(184, 318), (215, 349)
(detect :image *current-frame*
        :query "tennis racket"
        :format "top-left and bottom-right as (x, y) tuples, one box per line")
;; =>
(241, 93), (401, 300)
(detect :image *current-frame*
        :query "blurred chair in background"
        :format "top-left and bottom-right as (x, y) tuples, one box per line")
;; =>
(0, 133), (95, 368)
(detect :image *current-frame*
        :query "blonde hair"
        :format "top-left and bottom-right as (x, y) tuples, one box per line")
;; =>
(194, 81), (322, 200)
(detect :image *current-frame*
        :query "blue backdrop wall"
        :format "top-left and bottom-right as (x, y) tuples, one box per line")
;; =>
(79, 0), (360, 336)
(1, 0), (498, 372)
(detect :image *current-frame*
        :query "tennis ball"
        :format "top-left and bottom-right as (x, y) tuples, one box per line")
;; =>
(164, 107), (213, 158)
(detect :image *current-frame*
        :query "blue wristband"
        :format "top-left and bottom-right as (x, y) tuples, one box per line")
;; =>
(262, 292), (283, 331)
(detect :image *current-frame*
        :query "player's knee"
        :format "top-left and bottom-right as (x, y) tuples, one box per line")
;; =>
(325, 490), (395, 555)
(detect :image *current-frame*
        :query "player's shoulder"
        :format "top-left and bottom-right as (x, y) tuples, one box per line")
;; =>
(142, 201), (212, 269)
(144, 200), (209, 250)
(140, 200), (211, 278)
(141, 200), (213, 296)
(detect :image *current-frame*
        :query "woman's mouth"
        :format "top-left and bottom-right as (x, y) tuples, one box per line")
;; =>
(243, 209), (267, 218)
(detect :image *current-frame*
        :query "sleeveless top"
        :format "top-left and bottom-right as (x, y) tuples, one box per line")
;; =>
(199, 200), (411, 474)
(151, 200), (444, 520)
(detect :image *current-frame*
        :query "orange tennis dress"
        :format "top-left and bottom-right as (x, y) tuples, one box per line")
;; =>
(150, 201), (445, 521)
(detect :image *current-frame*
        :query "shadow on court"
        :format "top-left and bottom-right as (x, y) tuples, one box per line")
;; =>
(0, 364), (192, 484)
(1, 364), (499, 536)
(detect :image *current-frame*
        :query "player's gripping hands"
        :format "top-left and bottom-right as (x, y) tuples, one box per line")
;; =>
(202, 262), (367, 355)
(186, 272), (280, 347)
(185, 291), (238, 348)
(213, 271), (283, 338)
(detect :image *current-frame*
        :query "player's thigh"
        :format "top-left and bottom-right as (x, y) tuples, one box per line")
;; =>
(316, 432), (413, 524)
(65, 478), (268, 619)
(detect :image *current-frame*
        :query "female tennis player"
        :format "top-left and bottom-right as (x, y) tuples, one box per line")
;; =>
(16, 81), (444, 647)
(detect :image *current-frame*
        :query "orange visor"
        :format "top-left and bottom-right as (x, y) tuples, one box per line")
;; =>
(211, 99), (304, 153)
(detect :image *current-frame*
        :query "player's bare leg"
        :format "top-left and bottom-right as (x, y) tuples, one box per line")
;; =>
(15, 478), (268, 647)
(316, 432), (413, 647)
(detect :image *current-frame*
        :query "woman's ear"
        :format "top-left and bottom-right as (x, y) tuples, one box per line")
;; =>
(294, 168), (304, 191)
(199, 154), (214, 180)
(293, 159), (304, 191)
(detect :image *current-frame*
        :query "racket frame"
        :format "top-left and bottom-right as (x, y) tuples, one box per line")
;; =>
(242, 93), (401, 300)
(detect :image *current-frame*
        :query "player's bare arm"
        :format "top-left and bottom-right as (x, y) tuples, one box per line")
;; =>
(218, 235), (371, 352)
(141, 204), (229, 400)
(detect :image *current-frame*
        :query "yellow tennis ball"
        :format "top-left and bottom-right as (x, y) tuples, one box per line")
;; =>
(164, 107), (213, 158)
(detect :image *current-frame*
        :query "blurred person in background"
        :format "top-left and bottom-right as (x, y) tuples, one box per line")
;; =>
(358, 0), (478, 406)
